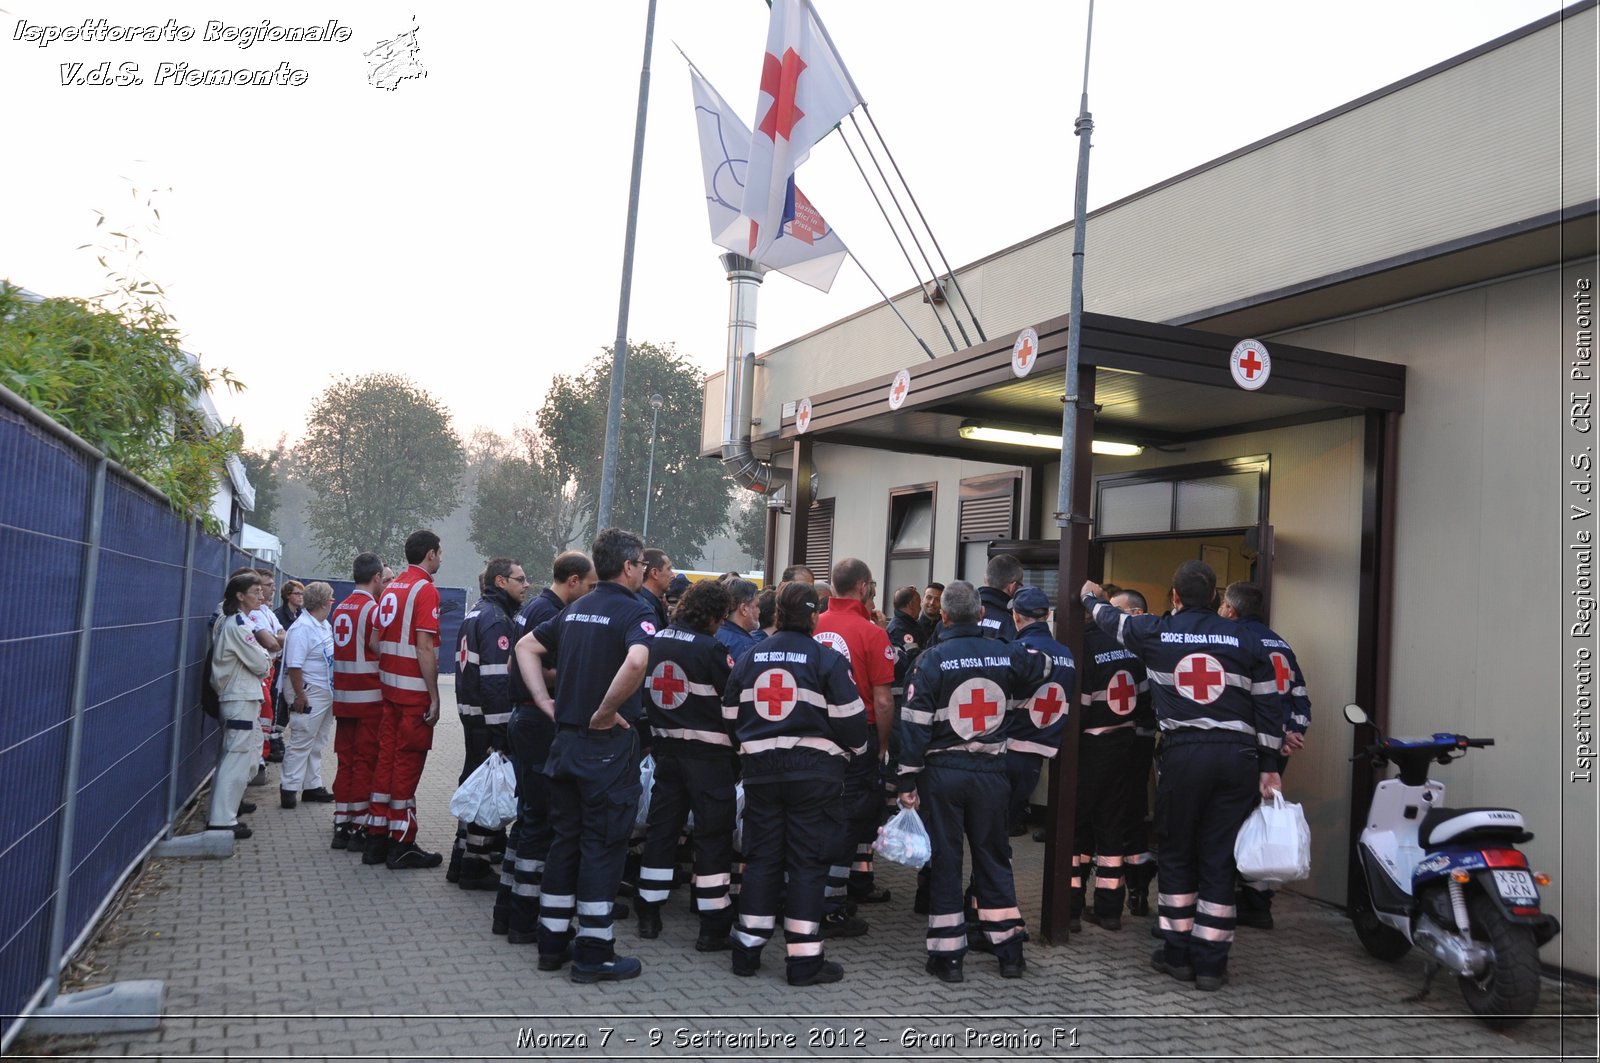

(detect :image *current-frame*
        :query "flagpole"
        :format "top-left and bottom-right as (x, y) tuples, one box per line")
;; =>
(1043, 0), (1096, 946)
(848, 254), (936, 360)
(596, 0), (659, 534)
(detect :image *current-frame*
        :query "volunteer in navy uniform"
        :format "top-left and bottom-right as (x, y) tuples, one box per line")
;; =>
(449, 557), (526, 890)
(1004, 588), (1074, 839)
(635, 579), (738, 949)
(722, 581), (868, 986)
(1107, 587), (1159, 917)
(1081, 561), (1287, 992)
(495, 551), (595, 942)
(927, 556), (1020, 645)
(1071, 590), (1153, 930)
(885, 585), (926, 659)
(516, 528), (656, 983)
(899, 580), (1049, 983)
(1220, 580), (1311, 930)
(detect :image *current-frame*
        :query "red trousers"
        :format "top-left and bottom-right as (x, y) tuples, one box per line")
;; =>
(368, 702), (434, 843)
(332, 714), (382, 829)
(258, 673), (275, 759)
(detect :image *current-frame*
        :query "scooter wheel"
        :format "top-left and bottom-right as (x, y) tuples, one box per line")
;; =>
(1352, 904), (1411, 961)
(1458, 891), (1541, 1028)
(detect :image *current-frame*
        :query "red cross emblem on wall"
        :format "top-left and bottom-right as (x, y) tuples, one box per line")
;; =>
(888, 369), (911, 410)
(1270, 652), (1293, 695)
(1016, 337), (1034, 367)
(1028, 683), (1067, 729)
(754, 669), (796, 720)
(1106, 670), (1137, 716)
(1237, 348), (1263, 379)
(949, 677), (1006, 739)
(1173, 653), (1226, 705)
(650, 662), (688, 710)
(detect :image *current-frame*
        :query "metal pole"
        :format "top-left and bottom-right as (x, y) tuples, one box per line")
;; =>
(164, 520), (199, 837)
(1056, 0), (1095, 537)
(45, 457), (109, 1002)
(595, 0), (659, 533)
(642, 394), (663, 539)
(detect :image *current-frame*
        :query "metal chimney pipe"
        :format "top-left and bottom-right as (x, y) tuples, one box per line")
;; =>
(718, 252), (777, 495)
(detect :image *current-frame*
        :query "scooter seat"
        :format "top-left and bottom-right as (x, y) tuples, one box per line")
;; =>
(1419, 806), (1531, 848)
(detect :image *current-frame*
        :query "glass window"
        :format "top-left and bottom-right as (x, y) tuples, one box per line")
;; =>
(891, 498), (934, 552)
(1097, 481), (1172, 536)
(1175, 473), (1259, 530)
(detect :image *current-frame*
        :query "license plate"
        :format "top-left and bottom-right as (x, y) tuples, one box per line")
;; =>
(1492, 869), (1539, 903)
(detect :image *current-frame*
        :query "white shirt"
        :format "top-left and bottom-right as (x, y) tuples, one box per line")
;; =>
(283, 612), (335, 694)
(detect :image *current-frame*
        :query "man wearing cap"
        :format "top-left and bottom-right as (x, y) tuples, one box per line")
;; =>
(1003, 588), (1075, 839)
(664, 572), (691, 614)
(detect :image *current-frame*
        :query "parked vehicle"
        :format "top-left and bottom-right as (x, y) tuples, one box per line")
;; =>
(1344, 703), (1560, 1027)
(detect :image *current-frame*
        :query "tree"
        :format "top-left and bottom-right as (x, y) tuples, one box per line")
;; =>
(294, 373), (463, 568)
(535, 341), (734, 562)
(0, 282), (242, 523)
(239, 436), (286, 532)
(733, 494), (768, 563)
(468, 427), (585, 574)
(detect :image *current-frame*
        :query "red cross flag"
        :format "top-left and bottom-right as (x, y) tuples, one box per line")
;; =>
(690, 64), (848, 292)
(718, 0), (863, 267)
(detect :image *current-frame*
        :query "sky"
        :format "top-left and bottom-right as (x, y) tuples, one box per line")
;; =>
(0, 0), (1570, 452)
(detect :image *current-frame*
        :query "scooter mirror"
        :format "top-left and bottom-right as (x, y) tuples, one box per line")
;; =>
(1343, 703), (1368, 726)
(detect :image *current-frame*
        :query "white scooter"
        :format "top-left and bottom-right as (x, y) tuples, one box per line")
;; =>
(1343, 703), (1560, 1028)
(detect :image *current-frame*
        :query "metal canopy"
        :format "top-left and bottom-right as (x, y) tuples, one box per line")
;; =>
(778, 312), (1405, 461)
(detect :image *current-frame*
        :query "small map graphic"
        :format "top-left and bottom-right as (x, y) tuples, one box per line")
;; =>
(366, 17), (426, 91)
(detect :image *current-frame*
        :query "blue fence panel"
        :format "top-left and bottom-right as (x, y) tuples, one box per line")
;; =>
(176, 534), (228, 804)
(66, 476), (188, 938)
(0, 402), (92, 1047)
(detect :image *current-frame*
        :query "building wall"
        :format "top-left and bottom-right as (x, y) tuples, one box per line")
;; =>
(1278, 265), (1596, 974)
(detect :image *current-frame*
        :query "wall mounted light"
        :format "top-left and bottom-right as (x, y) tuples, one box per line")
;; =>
(958, 419), (1143, 456)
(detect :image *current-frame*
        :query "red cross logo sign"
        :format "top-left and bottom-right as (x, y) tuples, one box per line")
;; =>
(754, 669), (797, 721)
(888, 369), (911, 411)
(1106, 669), (1138, 716)
(333, 613), (354, 648)
(949, 677), (1006, 739)
(1028, 682), (1068, 729)
(814, 630), (850, 660)
(1173, 653), (1227, 705)
(649, 661), (689, 710)
(377, 592), (399, 628)
(795, 397), (813, 434)
(1229, 338), (1272, 391)
(1270, 652), (1293, 695)
(1011, 327), (1040, 379)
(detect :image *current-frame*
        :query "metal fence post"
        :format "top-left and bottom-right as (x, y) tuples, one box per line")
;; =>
(43, 457), (107, 1004)
(164, 520), (198, 837)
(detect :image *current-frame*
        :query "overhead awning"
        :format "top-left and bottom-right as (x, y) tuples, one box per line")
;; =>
(782, 312), (1405, 460)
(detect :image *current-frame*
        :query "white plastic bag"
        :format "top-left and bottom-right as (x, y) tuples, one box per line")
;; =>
(635, 754), (656, 831)
(873, 807), (932, 868)
(449, 751), (519, 830)
(1234, 788), (1311, 885)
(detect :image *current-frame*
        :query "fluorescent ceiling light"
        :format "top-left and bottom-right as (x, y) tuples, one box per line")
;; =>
(958, 420), (1143, 457)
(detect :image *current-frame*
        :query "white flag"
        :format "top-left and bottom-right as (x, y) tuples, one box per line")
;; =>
(691, 65), (848, 292)
(715, 0), (863, 268)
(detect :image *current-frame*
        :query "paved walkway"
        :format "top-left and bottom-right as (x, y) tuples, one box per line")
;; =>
(15, 678), (1598, 1061)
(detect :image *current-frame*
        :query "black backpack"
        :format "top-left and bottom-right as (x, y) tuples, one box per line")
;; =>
(199, 614), (221, 719)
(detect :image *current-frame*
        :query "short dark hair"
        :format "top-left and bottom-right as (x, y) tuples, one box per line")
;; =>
(941, 580), (981, 624)
(673, 579), (731, 635)
(254, 567), (275, 581)
(485, 557), (518, 587)
(642, 548), (670, 577)
(1111, 586), (1147, 612)
(1172, 560), (1217, 610)
(776, 581), (820, 633)
(757, 587), (776, 628)
(831, 557), (871, 596)
(405, 530), (440, 565)
(986, 554), (1023, 591)
(926, 582), (945, 593)
(352, 551), (383, 585)
(552, 550), (592, 583)
(592, 527), (644, 581)
(892, 585), (920, 612)
(222, 572), (258, 616)
(781, 565), (814, 583)
(1224, 581), (1264, 620)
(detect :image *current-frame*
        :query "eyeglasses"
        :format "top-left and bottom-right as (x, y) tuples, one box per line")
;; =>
(508, 575), (530, 583)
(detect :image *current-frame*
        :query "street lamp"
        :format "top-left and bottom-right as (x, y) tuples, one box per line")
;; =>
(642, 393), (664, 539)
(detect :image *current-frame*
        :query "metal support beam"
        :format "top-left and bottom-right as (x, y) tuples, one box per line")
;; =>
(788, 437), (814, 569)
